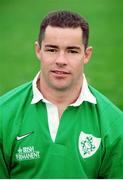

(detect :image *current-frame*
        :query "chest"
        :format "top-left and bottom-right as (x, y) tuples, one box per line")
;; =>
(6, 102), (102, 178)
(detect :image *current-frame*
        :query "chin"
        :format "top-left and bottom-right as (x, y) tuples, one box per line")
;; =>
(49, 79), (72, 91)
(51, 84), (71, 91)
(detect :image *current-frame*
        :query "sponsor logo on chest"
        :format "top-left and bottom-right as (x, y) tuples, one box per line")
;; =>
(16, 146), (40, 161)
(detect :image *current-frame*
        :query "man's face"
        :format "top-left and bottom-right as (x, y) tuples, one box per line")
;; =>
(35, 25), (92, 92)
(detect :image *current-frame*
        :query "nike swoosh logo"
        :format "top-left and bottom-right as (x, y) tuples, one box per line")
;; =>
(16, 132), (33, 141)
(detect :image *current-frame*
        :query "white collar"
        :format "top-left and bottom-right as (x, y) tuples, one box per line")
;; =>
(31, 72), (97, 106)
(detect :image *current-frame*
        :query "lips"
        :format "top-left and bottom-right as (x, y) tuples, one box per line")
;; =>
(51, 70), (70, 75)
(50, 70), (70, 79)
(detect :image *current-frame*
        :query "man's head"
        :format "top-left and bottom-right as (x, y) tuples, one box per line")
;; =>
(38, 10), (89, 49)
(35, 10), (92, 93)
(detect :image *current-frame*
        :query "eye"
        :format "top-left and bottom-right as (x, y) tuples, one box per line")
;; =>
(45, 48), (57, 52)
(68, 50), (79, 54)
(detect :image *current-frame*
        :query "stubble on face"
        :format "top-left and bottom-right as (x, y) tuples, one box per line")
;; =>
(39, 26), (85, 93)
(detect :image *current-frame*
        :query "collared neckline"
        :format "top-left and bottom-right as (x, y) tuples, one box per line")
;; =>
(31, 72), (97, 105)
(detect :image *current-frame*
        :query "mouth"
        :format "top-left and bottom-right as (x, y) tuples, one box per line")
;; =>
(51, 70), (70, 75)
(51, 70), (70, 78)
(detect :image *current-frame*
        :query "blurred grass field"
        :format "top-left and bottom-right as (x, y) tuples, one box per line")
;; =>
(0, 0), (123, 110)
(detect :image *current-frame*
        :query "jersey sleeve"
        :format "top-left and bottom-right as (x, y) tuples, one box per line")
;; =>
(98, 110), (123, 178)
(0, 140), (10, 178)
(0, 101), (9, 178)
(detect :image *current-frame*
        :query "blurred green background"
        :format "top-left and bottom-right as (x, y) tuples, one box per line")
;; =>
(0, 0), (123, 110)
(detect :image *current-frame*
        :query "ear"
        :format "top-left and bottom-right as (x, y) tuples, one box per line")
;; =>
(83, 46), (93, 64)
(35, 41), (41, 60)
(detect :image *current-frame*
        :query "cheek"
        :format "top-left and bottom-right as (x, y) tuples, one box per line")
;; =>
(41, 61), (48, 70)
(41, 53), (53, 65)
(41, 59), (52, 72)
(72, 61), (83, 77)
(72, 60), (83, 70)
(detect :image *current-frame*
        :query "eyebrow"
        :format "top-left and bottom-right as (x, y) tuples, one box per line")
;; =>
(44, 44), (81, 50)
(44, 45), (58, 48)
(67, 46), (81, 50)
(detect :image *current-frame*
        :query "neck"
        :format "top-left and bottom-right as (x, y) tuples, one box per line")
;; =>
(38, 75), (83, 119)
(38, 76), (83, 107)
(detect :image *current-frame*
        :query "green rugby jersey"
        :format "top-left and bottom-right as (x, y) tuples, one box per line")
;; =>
(0, 82), (123, 178)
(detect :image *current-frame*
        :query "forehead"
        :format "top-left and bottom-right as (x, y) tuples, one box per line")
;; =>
(42, 25), (83, 46)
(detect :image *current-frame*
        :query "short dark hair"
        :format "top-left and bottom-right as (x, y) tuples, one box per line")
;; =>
(38, 10), (89, 49)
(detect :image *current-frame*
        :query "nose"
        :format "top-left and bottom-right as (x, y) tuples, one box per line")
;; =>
(55, 51), (67, 67)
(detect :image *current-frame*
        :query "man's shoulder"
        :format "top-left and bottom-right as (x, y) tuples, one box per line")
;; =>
(0, 81), (32, 107)
(88, 85), (123, 135)
(88, 85), (122, 114)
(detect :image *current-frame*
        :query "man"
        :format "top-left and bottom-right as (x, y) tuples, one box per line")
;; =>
(0, 10), (123, 178)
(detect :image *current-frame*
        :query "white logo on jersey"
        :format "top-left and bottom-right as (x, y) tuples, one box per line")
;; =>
(16, 132), (33, 141)
(78, 131), (101, 158)
(16, 146), (40, 161)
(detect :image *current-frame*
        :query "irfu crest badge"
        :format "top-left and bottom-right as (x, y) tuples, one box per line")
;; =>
(78, 131), (101, 158)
